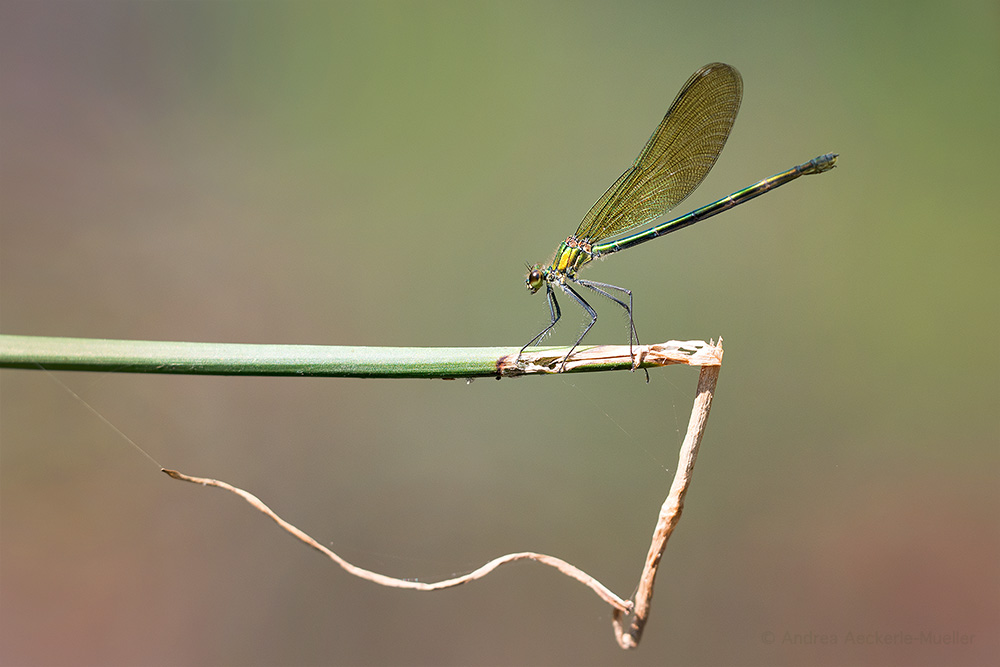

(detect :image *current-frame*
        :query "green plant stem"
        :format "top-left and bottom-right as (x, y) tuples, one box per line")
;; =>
(0, 334), (720, 379)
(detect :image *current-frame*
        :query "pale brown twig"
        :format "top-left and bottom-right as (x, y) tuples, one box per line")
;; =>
(611, 344), (722, 648)
(163, 338), (723, 649)
(162, 468), (631, 612)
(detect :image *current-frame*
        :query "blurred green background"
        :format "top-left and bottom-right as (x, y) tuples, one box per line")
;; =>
(1, 2), (996, 665)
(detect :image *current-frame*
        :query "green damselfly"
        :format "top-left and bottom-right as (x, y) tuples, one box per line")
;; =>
(521, 62), (836, 371)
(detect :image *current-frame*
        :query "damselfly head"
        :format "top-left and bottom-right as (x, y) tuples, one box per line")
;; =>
(525, 265), (544, 294)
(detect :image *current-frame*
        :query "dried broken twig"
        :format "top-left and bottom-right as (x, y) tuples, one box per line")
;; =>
(163, 338), (723, 649)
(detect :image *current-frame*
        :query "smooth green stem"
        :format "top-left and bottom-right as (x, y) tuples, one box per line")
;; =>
(0, 335), (719, 379)
(0, 335), (517, 379)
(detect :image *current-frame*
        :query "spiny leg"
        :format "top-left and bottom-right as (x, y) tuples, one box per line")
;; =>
(519, 283), (562, 363)
(557, 281), (599, 372)
(575, 278), (644, 374)
(575, 279), (638, 348)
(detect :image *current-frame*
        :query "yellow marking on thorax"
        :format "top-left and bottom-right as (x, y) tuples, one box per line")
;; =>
(556, 244), (578, 273)
(553, 237), (592, 278)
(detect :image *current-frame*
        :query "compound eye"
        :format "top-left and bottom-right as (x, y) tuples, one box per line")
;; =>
(526, 268), (544, 293)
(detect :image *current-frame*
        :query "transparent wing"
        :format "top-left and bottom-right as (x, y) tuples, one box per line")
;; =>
(576, 63), (743, 242)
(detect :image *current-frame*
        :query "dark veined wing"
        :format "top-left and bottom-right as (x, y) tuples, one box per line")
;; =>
(575, 63), (743, 243)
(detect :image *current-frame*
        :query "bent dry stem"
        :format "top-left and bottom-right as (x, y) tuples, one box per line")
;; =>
(156, 340), (722, 651)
